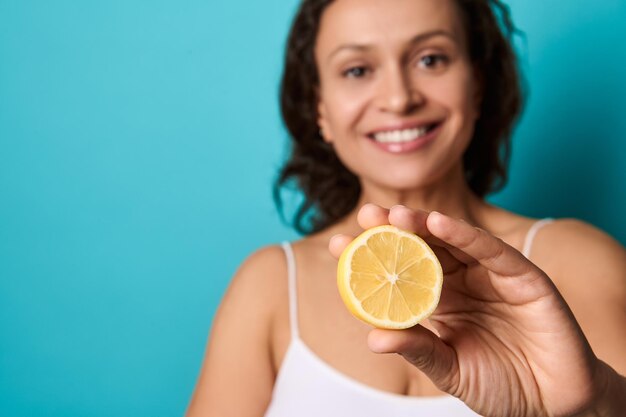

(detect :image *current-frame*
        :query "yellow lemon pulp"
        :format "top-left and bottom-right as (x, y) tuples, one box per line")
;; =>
(337, 225), (443, 329)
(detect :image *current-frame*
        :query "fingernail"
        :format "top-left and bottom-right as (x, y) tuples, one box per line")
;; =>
(429, 211), (443, 220)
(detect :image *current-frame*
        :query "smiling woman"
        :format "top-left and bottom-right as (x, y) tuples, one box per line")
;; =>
(184, 0), (626, 416)
(276, 0), (522, 235)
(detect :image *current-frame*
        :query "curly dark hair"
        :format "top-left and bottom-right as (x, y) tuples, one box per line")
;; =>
(274, 0), (524, 235)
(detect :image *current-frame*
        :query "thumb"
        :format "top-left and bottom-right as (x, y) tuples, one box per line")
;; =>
(368, 326), (459, 394)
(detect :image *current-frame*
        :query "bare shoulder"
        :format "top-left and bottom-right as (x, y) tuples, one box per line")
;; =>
(532, 219), (626, 292)
(537, 218), (624, 252)
(222, 245), (288, 314)
(210, 244), (289, 348)
(234, 245), (287, 283)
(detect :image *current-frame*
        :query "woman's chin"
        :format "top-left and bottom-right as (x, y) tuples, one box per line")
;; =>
(362, 177), (436, 195)
(359, 165), (465, 197)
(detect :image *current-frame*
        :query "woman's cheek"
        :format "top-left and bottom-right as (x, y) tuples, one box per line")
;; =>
(327, 92), (369, 130)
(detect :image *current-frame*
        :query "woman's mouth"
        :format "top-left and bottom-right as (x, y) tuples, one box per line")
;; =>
(367, 122), (441, 153)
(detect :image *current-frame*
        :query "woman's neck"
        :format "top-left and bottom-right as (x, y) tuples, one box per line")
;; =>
(331, 166), (490, 236)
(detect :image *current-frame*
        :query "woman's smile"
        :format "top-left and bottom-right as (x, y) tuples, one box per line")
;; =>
(366, 121), (442, 154)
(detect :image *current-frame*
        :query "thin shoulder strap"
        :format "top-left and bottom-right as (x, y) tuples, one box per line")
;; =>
(280, 242), (299, 339)
(522, 218), (554, 259)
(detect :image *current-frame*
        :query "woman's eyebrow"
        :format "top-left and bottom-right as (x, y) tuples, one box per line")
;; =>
(326, 29), (457, 63)
(408, 29), (458, 47)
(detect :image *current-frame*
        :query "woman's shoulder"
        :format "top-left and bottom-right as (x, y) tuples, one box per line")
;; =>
(482, 204), (625, 279)
(484, 205), (623, 256)
(534, 218), (625, 264)
(530, 218), (626, 297)
(220, 244), (289, 315)
(234, 233), (331, 283)
(233, 243), (289, 284)
(238, 244), (288, 273)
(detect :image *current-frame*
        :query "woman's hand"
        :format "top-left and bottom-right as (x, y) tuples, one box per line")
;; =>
(329, 204), (623, 417)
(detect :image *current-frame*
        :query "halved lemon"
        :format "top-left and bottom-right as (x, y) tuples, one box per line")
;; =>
(337, 225), (443, 329)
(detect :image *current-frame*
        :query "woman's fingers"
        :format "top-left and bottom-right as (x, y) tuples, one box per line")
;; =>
(328, 204), (393, 259)
(427, 211), (532, 276)
(387, 205), (430, 237)
(357, 203), (390, 229)
(368, 327), (459, 394)
(387, 205), (464, 273)
(331, 204), (463, 271)
(363, 204), (443, 249)
(329, 234), (353, 259)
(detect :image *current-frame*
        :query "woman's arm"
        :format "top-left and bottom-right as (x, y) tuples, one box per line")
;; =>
(185, 246), (286, 417)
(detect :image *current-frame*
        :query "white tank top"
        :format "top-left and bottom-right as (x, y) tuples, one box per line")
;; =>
(264, 219), (553, 417)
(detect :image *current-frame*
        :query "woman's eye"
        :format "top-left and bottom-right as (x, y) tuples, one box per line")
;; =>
(418, 54), (449, 70)
(343, 66), (369, 78)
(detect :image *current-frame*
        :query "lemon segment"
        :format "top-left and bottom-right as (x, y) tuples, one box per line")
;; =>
(337, 225), (443, 329)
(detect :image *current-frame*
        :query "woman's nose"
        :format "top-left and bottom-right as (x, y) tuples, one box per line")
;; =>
(376, 66), (423, 114)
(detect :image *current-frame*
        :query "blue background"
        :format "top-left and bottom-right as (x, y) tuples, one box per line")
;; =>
(1, 0), (625, 415)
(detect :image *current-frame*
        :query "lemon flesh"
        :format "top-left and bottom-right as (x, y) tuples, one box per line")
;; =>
(337, 225), (443, 329)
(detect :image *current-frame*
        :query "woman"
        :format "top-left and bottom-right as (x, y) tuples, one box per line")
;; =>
(187, 0), (626, 415)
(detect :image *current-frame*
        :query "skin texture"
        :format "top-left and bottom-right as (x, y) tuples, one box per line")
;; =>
(186, 1), (626, 416)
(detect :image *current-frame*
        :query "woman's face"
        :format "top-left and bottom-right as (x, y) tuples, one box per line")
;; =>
(315, 0), (481, 192)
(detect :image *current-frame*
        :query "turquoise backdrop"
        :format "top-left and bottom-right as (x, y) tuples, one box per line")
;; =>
(1, 0), (625, 415)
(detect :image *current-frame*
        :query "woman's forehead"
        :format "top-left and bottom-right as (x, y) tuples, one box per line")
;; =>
(315, 0), (466, 56)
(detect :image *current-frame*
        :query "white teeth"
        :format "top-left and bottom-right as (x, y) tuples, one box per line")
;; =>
(373, 127), (429, 143)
